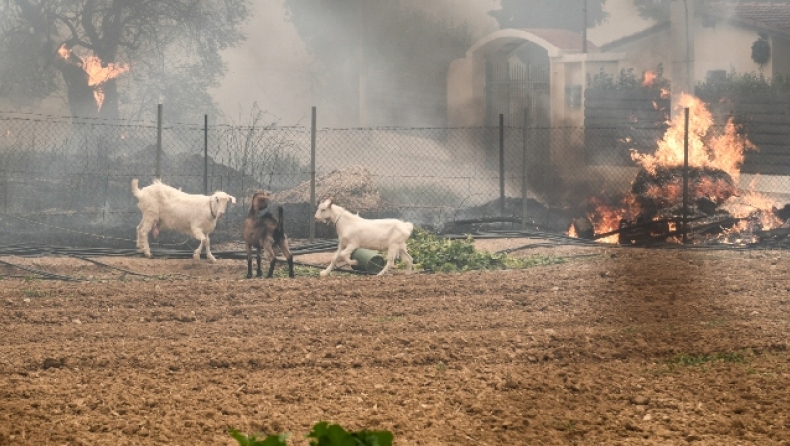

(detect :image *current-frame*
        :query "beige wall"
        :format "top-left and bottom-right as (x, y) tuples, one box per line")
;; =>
(694, 21), (769, 79)
(769, 34), (790, 78)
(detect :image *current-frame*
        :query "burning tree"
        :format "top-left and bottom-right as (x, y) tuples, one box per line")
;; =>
(0, 0), (248, 120)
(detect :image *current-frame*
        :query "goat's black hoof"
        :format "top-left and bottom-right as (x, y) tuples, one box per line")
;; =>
(246, 273), (253, 279)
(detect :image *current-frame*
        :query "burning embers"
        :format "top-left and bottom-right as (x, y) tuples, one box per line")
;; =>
(57, 44), (129, 111)
(571, 93), (787, 245)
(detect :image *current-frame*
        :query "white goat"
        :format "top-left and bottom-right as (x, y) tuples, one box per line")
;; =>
(314, 198), (414, 276)
(131, 179), (236, 262)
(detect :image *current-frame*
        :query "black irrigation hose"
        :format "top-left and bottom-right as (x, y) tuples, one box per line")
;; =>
(0, 258), (81, 281)
(66, 254), (155, 277)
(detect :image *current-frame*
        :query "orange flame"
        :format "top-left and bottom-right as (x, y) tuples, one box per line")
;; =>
(57, 44), (129, 110)
(642, 70), (657, 88)
(630, 93), (756, 181)
(569, 94), (777, 245)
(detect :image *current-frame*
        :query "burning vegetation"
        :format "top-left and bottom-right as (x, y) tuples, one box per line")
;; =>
(571, 93), (788, 245)
(57, 44), (129, 113)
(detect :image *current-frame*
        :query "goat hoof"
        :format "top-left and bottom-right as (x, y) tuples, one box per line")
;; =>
(246, 273), (253, 279)
(319, 270), (329, 277)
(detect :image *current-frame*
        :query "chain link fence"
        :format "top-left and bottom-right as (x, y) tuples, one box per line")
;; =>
(2, 111), (790, 249)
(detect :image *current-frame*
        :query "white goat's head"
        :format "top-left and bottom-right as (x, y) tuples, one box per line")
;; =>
(314, 197), (336, 224)
(210, 192), (236, 219)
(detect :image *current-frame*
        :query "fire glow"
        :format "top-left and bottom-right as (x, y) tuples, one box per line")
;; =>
(571, 93), (787, 245)
(57, 44), (129, 110)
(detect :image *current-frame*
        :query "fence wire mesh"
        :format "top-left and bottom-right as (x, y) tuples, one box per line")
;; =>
(2, 112), (790, 249)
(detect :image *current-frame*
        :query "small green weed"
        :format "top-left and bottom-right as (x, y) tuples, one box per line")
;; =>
(229, 428), (289, 446)
(666, 352), (747, 368)
(702, 318), (727, 328)
(21, 289), (48, 298)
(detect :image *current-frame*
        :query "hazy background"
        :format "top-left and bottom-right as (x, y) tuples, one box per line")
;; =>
(211, 0), (655, 126)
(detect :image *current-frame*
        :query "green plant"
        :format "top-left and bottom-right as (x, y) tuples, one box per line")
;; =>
(230, 422), (393, 446)
(307, 422), (393, 446)
(229, 428), (289, 446)
(695, 68), (790, 96)
(586, 64), (670, 93)
(21, 289), (48, 298)
(751, 33), (771, 66)
(666, 352), (747, 368)
(405, 228), (563, 273)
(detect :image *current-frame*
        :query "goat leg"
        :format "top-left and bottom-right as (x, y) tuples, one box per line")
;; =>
(264, 240), (276, 278)
(279, 238), (295, 278)
(256, 247), (263, 277)
(246, 244), (254, 279)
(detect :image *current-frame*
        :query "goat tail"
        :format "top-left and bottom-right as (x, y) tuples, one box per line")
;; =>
(131, 178), (141, 197)
(277, 206), (285, 233)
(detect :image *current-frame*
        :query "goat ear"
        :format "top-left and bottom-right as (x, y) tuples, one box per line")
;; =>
(230, 196), (236, 204)
(328, 197), (334, 206)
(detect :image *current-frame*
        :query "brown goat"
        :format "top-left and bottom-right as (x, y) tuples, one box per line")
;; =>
(242, 191), (294, 278)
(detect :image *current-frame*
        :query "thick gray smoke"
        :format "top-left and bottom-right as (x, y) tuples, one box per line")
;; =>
(211, 0), (500, 126)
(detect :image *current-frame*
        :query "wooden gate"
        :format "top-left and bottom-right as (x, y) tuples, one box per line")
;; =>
(485, 58), (550, 127)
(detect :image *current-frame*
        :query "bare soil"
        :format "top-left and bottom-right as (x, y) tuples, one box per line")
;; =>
(1, 240), (789, 445)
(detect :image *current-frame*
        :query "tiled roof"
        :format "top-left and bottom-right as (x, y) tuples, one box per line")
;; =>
(702, 1), (790, 35)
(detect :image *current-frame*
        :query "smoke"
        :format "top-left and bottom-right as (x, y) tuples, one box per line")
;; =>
(210, 0), (313, 125)
(586, 0), (655, 46)
(211, 0), (500, 127)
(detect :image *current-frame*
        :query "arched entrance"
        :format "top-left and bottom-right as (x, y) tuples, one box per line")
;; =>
(484, 40), (550, 127)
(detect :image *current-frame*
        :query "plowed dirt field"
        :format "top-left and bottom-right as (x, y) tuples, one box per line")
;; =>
(1, 240), (789, 445)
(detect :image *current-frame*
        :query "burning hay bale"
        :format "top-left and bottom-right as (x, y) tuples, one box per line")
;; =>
(631, 165), (736, 217)
(271, 165), (387, 212)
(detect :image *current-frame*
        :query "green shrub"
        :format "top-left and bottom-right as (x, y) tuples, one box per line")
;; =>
(229, 422), (393, 446)
(229, 428), (289, 446)
(695, 68), (790, 96)
(405, 228), (563, 272)
(307, 422), (393, 446)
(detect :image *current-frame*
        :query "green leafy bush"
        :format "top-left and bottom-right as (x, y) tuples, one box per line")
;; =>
(229, 428), (289, 446)
(229, 423), (392, 446)
(695, 69), (790, 96)
(405, 228), (563, 273)
(307, 422), (393, 446)
(586, 63), (670, 93)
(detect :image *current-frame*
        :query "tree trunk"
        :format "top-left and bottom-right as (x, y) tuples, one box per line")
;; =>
(54, 55), (99, 119)
(98, 79), (120, 120)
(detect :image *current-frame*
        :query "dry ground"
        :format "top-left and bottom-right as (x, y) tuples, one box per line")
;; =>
(1, 239), (789, 445)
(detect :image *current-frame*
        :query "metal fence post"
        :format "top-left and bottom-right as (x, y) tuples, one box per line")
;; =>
(204, 114), (208, 195)
(521, 107), (530, 229)
(682, 107), (690, 244)
(156, 104), (163, 180)
(310, 106), (317, 242)
(499, 113), (505, 216)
